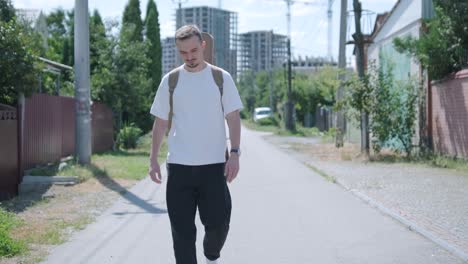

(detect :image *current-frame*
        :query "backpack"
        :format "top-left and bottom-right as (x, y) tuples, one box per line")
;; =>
(166, 65), (230, 160)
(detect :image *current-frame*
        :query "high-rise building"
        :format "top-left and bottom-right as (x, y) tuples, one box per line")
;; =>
(239, 31), (288, 75)
(15, 8), (40, 25)
(162, 37), (178, 75)
(176, 6), (238, 78)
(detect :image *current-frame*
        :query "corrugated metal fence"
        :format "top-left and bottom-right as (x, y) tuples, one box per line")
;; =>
(0, 94), (114, 199)
(0, 104), (20, 200)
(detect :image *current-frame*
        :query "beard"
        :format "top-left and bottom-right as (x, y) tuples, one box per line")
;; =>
(186, 62), (199, 68)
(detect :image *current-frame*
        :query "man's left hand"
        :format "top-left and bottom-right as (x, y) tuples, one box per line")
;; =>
(225, 154), (240, 183)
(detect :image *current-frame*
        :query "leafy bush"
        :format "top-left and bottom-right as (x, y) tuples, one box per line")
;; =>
(117, 123), (142, 149)
(257, 116), (279, 127)
(0, 208), (24, 257)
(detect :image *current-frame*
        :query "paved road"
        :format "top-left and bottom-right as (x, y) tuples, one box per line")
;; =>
(42, 128), (465, 264)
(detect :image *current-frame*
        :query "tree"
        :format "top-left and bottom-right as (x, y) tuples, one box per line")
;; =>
(0, 0), (15, 23)
(0, 19), (40, 105)
(122, 0), (143, 43)
(90, 10), (107, 74)
(394, 1), (468, 80)
(344, 63), (418, 156)
(45, 9), (67, 62)
(145, 0), (162, 96)
(116, 24), (151, 131)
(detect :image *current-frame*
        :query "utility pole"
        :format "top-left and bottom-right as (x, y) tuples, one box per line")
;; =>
(269, 31), (274, 112)
(335, 0), (347, 147)
(74, 0), (91, 164)
(327, 0), (335, 61)
(352, 0), (369, 154)
(285, 0), (295, 131)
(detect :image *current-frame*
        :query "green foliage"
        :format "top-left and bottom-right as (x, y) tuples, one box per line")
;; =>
(292, 66), (340, 125)
(0, 0), (15, 23)
(90, 10), (106, 74)
(394, 2), (468, 80)
(0, 19), (41, 105)
(238, 67), (340, 128)
(145, 0), (162, 100)
(344, 63), (418, 156)
(117, 123), (143, 149)
(257, 116), (279, 127)
(116, 24), (152, 131)
(369, 63), (418, 155)
(0, 208), (25, 257)
(122, 0), (143, 43)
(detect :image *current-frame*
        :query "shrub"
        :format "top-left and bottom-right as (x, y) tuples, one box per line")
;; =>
(117, 123), (142, 149)
(0, 209), (24, 257)
(257, 116), (279, 127)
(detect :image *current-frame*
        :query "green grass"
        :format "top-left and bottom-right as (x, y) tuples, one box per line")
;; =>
(28, 133), (168, 182)
(305, 164), (337, 184)
(370, 152), (468, 175)
(0, 208), (26, 257)
(242, 119), (330, 139)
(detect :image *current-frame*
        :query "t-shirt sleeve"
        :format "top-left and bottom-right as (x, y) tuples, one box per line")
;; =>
(150, 76), (170, 120)
(222, 72), (244, 116)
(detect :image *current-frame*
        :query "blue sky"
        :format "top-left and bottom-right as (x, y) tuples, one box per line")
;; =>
(13, 0), (397, 62)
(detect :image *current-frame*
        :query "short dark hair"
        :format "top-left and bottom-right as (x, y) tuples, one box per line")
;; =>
(175, 25), (203, 43)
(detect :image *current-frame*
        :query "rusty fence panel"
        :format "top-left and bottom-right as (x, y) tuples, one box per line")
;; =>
(92, 103), (114, 153)
(23, 94), (114, 170)
(0, 105), (19, 200)
(431, 69), (468, 158)
(23, 94), (64, 170)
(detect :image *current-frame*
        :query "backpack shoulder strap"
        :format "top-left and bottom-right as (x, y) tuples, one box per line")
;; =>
(211, 65), (224, 96)
(211, 65), (225, 112)
(167, 68), (180, 135)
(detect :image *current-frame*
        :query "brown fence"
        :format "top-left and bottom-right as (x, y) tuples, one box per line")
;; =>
(0, 93), (114, 200)
(22, 94), (75, 170)
(92, 102), (114, 153)
(0, 104), (20, 200)
(431, 69), (468, 158)
(22, 94), (114, 170)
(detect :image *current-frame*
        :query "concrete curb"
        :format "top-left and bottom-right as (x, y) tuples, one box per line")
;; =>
(349, 189), (468, 262)
(19, 176), (79, 195)
(306, 161), (468, 262)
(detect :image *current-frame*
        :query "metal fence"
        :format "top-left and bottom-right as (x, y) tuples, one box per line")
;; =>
(0, 94), (114, 199)
(0, 104), (20, 200)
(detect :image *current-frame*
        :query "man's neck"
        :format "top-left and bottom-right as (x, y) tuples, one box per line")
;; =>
(184, 61), (208, 73)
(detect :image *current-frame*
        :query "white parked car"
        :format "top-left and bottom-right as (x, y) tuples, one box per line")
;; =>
(253, 107), (273, 122)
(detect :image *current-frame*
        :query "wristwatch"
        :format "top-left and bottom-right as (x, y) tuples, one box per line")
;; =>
(230, 148), (241, 157)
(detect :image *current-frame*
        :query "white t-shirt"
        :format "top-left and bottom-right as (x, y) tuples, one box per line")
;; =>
(150, 64), (243, 166)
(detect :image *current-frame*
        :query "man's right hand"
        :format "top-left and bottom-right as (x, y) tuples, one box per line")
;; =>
(148, 163), (162, 184)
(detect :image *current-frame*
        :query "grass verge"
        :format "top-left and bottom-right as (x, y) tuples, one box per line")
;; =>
(28, 133), (167, 182)
(242, 119), (327, 138)
(1, 132), (166, 261)
(0, 208), (26, 257)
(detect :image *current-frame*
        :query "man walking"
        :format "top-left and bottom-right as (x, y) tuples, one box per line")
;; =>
(148, 25), (243, 264)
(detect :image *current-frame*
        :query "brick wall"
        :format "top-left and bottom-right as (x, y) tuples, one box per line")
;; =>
(431, 69), (468, 158)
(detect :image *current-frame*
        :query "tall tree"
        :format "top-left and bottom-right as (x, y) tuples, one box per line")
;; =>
(45, 9), (67, 62)
(122, 0), (143, 42)
(90, 9), (107, 74)
(0, 0), (15, 23)
(0, 20), (40, 105)
(145, 0), (162, 96)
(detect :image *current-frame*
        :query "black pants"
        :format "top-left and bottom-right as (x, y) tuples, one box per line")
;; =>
(166, 163), (232, 264)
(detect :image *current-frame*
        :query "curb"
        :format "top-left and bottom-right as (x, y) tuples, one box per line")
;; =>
(305, 162), (468, 262)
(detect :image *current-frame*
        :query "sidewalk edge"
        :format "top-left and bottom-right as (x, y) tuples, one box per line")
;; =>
(306, 161), (468, 262)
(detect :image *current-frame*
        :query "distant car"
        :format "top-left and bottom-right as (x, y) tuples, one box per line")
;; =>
(253, 107), (273, 122)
